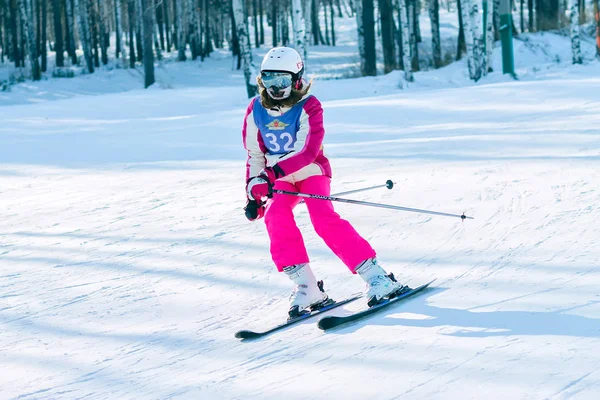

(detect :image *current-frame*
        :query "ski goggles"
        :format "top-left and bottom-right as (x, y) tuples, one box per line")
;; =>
(261, 71), (293, 90)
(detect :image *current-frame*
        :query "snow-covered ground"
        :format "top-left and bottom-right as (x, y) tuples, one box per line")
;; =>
(1, 14), (600, 400)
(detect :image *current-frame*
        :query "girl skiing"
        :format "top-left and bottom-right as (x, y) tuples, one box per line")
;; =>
(242, 47), (402, 317)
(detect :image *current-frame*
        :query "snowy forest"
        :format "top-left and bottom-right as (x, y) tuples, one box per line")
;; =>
(0, 0), (599, 90)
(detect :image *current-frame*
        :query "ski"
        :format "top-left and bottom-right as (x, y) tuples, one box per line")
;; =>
(317, 279), (436, 331)
(235, 293), (363, 340)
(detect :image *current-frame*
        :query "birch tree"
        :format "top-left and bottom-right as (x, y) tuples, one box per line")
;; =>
(484, 0), (494, 73)
(175, 0), (186, 60)
(355, 0), (366, 74)
(115, 0), (123, 59)
(569, 0), (582, 64)
(18, 0), (41, 79)
(232, 0), (258, 98)
(302, 0), (312, 60)
(428, 0), (442, 68)
(186, 0), (198, 59)
(469, 0), (483, 77)
(398, 0), (413, 81)
(291, 0), (306, 62)
(74, 0), (94, 72)
(459, 0), (481, 81)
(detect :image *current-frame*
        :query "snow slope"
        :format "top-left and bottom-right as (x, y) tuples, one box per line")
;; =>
(1, 25), (600, 400)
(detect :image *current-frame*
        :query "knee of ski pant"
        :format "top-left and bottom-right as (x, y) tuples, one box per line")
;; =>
(264, 201), (295, 227)
(308, 204), (342, 235)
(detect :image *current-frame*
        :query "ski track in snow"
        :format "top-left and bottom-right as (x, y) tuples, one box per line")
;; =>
(2, 33), (600, 400)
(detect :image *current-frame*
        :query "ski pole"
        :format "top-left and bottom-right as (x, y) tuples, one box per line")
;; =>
(273, 189), (474, 220)
(300, 179), (394, 204)
(332, 179), (394, 196)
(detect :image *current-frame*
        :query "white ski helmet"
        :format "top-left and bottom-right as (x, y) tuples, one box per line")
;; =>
(260, 47), (304, 100)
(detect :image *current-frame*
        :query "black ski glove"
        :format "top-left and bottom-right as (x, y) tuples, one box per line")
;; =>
(244, 199), (265, 221)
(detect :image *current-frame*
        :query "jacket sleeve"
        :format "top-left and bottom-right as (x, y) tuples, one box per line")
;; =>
(242, 98), (267, 181)
(275, 96), (325, 177)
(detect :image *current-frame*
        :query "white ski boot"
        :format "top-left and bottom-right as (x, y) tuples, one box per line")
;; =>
(355, 258), (405, 307)
(283, 263), (330, 318)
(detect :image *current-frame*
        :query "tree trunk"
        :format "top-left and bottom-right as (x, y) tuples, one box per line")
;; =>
(291, 0), (306, 60)
(493, 0), (500, 38)
(281, 0), (289, 45)
(356, 0), (365, 73)
(379, 0), (395, 72)
(156, 0), (165, 50)
(252, 0), (258, 47)
(312, 0), (320, 44)
(398, 0), (412, 81)
(259, 0), (264, 44)
(98, 0), (108, 65)
(459, 0), (480, 80)
(362, 0), (376, 75)
(330, 0), (335, 46)
(162, 0), (170, 51)
(456, 0), (466, 60)
(520, 0), (524, 32)
(10, 0), (20, 67)
(569, 0), (582, 64)
(152, 0), (162, 61)
(428, 0), (441, 68)
(469, 0), (482, 76)
(302, 0), (311, 60)
(41, 0), (47, 71)
(175, 0), (186, 60)
(36, 0), (40, 58)
(128, 0), (136, 66)
(230, 0), (239, 58)
(89, 0), (99, 67)
(407, 0), (418, 71)
(485, 0), (494, 72)
(18, 0), (41, 79)
(52, 0), (64, 66)
(528, 0), (534, 31)
(65, 0), (77, 64)
(141, 0), (154, 87)
(74, 0), (93, 72)
(115, 0), (122, 58)
(186, 0), (198, 59)
(232, 0), (257, 97)
(0, 0), (7, 63)
(204, 0), (211, 55)
(324, 0), (330, 45)
(135, 0), (143, 60)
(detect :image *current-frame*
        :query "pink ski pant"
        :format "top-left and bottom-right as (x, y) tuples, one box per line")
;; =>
(264, 175), (376, 272)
